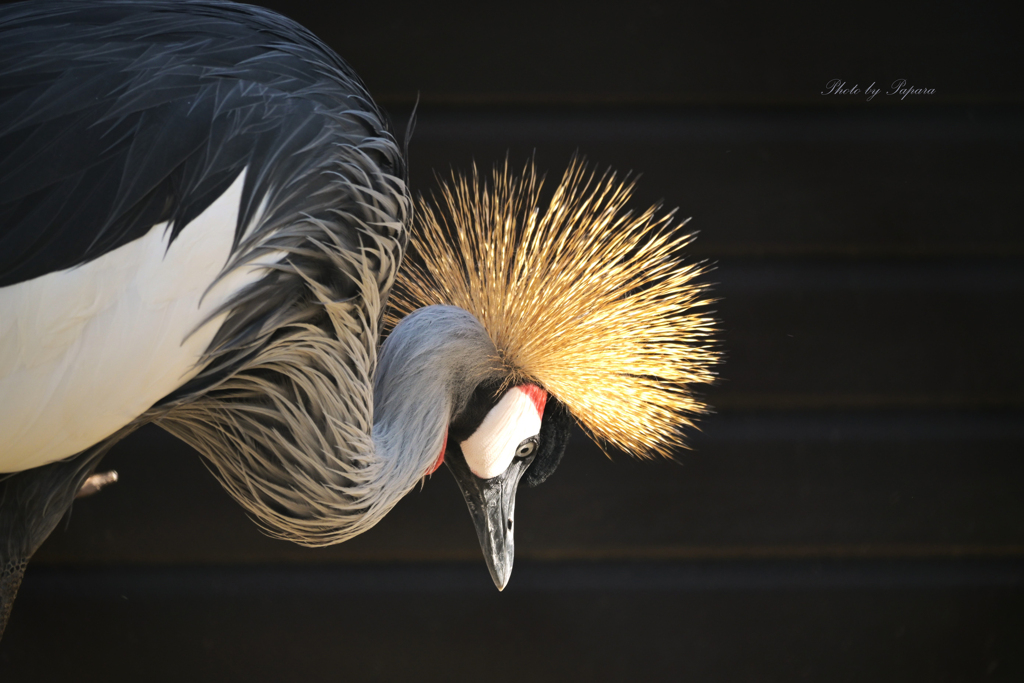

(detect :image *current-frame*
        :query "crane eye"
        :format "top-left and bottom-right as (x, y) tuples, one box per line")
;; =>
(516, 439), (537, 458)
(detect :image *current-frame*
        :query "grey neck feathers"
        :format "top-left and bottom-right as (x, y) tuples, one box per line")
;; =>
(372, 305), (503, 495)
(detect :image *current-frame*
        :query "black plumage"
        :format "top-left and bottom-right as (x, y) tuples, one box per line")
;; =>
(0, 0), (403, 287)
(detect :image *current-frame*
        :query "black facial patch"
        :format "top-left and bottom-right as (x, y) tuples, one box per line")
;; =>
(447, 379), (505, 445)
(523, 396), (572, 487)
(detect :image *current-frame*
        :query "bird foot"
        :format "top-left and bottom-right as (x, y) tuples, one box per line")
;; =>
(75, 470), (119, 499)
(1, 557), (28, 640)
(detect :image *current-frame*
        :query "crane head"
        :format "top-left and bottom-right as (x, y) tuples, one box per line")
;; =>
(443, 381), (572, 590)
(388, 159), (720, 590)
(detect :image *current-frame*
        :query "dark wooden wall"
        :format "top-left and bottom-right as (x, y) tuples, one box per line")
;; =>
(2, 1), (1022, 680)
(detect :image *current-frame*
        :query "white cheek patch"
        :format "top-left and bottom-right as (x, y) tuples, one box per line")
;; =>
(460, 386), (545, 480)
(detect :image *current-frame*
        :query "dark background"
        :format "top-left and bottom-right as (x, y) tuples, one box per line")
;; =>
(2, 0), (1023, 680)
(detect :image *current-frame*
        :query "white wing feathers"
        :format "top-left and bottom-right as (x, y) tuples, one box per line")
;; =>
(0, 171), (280, 472)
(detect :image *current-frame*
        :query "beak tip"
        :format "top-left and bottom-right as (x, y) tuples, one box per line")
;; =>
(489, 561), (516, 593)
(489, 566), (512, 592)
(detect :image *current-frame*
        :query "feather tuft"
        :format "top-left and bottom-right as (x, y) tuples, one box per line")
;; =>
(388, 159), (719, 458)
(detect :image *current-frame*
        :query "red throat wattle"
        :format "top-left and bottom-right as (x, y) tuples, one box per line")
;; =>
(427, 427), (448, 476)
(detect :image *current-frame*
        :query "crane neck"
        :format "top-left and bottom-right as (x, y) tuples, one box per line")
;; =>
(157, 305), (503, 548)
(372, 305), (503, 493)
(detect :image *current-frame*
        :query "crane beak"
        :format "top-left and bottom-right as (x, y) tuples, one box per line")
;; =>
(445, 451), (533, 591)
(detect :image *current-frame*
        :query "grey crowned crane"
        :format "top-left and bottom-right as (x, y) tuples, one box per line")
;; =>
(0, 0), (718, 637)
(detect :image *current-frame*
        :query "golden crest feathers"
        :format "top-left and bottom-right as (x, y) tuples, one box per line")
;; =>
(388, 159), (719, 458)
